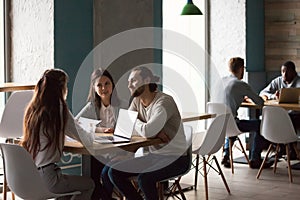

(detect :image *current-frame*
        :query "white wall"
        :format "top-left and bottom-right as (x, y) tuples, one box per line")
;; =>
(209, 0), (246, 76)
(10, 0), (54, 83)
(209, 0), (248, 119)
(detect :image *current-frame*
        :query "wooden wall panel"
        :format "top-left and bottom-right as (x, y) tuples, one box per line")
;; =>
(265, 0), (300, 72)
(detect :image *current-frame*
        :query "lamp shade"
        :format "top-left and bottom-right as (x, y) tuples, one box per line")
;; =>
(181, 0), (203, 15)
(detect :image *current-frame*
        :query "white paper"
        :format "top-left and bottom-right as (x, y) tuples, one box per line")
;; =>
(77, 117), (101, 132)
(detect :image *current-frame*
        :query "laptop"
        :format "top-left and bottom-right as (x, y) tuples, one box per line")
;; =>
(278, 88), (300, 104)
(94, 109), (138, 144)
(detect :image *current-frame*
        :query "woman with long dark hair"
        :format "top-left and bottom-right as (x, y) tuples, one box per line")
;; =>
(21, 69), (95, 199)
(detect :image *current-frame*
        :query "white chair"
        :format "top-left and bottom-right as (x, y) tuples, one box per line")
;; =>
(0, 90), (34, 200)
(158, 125), (193, 200)
(256, 106), (300, 183)
(0, 143), (81, 200)
(207, 102), (250, 174)
(192, 114), (231, 200)
(0, 90), (34, 139)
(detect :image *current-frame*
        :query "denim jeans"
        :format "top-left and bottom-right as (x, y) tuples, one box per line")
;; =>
(108, 153), (190, 200)
(101, 162), (115, 198)
(223, 119), (269, 161)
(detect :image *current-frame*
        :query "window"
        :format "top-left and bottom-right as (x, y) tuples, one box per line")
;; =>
(0, 1), (5, 114)
(163, 0), (207, 131)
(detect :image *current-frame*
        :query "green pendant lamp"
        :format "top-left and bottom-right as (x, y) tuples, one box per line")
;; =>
(181, 0), (203, 15)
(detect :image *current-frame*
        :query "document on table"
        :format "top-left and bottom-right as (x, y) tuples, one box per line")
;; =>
(77, 117), (101, 132)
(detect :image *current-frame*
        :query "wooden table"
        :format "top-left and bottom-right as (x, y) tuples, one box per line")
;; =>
(241, 100), (300, 119)
(64, 113), (216, 155)
(0, 82), (35, 92)
(64, 135), (163, 178)
(64, 112), (216, 178)
(182, 112), (216, 122)
(64, 136), (162, 155)
(241, 100), (300, 111)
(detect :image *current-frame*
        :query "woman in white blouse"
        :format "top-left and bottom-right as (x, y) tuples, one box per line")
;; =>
(21, 69), (95, 199)
(76, 68), (126, 132)
(76, 68), (127, 200)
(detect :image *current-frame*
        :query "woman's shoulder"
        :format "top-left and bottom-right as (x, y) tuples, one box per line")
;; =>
(75, 102), (97, 119)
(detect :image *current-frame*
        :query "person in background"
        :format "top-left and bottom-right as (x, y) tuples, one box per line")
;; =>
(76, 68), (127, 200)
(259, 60), (300, 158)
(259, 61), (300, 101)
(216, 57), (273, 169)
(21, 69), (95, 200)
(108, 66), (190, 200)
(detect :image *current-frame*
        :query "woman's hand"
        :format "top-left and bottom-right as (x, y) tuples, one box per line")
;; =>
(103, 128), (114, 133)
(95, 127), (114, 133)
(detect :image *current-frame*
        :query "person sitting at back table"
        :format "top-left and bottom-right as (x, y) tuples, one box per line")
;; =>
(214, 57), (273, 169)
(76, 68), (127, 200)
(259, 60), (300, 158)
(259, 60), (300, 101)
(21, 69), (95, 200)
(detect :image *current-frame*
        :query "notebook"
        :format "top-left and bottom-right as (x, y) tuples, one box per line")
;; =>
(278, 88), (300, 104)
(94, 109), (138, 144)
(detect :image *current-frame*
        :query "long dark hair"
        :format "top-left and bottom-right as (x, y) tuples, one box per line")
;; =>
(21, 69), (68, 160)
(87, 68), (120, 110)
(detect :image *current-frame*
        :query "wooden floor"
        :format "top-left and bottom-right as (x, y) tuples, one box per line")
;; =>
(2, 148), (300, 200)
(181, 157), (300, 200)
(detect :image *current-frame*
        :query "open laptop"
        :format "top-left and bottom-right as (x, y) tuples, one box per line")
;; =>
(278, 88), (300, 104)
(94, 109), (138, 144)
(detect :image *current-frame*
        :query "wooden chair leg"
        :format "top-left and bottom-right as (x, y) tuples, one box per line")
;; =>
(202, 156), (208, 200)
(237, 137), (250, 164)
(256, 144), (273, 179)
(3, 176), (7, 200)
(273, 144), (280, 174)
(286, 144), (293, 183)
(213, 156), (230, 194)
(157, 182), (164, 200)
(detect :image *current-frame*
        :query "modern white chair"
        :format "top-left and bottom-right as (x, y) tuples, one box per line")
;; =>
(0, 90), (34, 200)
(207, 102), (250, 174)
(0, 90), (34, 139)
(0, 143), (81, 200)
(192, 114), (231, 200)
(158, 125), (193, 200)
(256, 106), (300, 183)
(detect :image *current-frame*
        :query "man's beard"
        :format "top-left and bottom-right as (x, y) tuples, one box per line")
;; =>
(132, 85), (145, 97)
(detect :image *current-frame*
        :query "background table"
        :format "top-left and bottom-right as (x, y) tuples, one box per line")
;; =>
(0, 82), (35, 92)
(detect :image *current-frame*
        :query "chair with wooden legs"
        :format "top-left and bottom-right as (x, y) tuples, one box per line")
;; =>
(256, 106), (300, 183)
(192, 114), (231, 200)
(207, 102), (250, 174)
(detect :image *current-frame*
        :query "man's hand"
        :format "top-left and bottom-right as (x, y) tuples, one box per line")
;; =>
(156, 130), (170, 143)
(261, 95), (268, 101)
